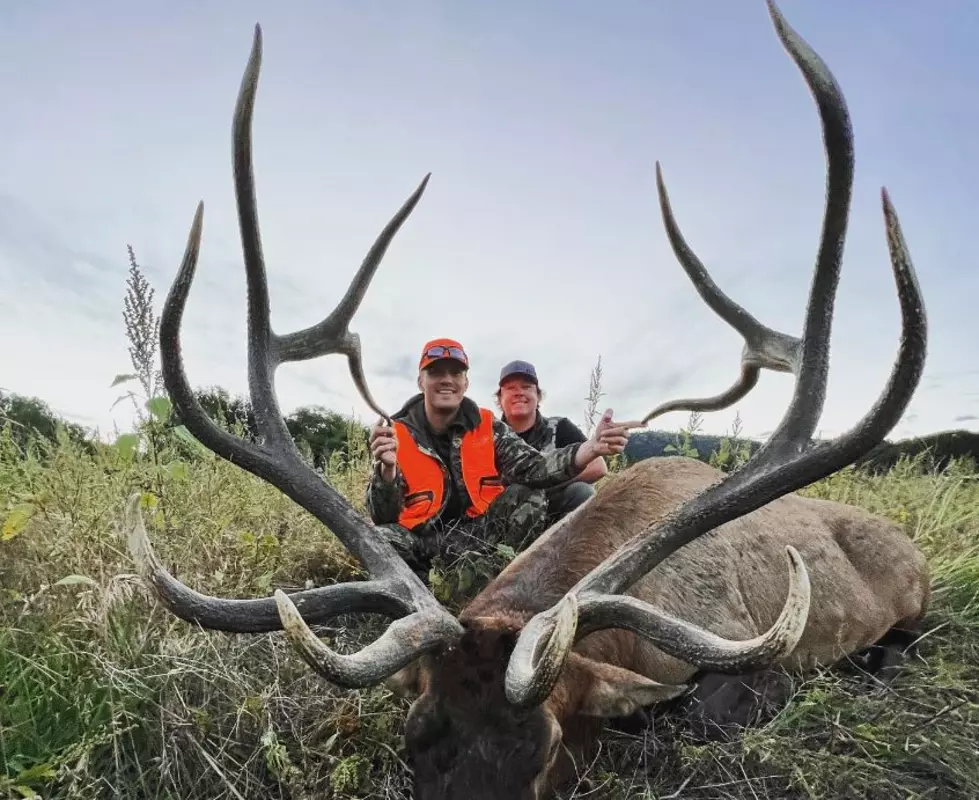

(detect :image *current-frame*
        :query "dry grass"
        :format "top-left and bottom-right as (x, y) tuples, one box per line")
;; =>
(2, 424), (977, 799)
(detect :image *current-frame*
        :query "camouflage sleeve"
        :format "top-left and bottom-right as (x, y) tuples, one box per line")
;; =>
(492, 419), (585, 489)
(365, 464), (406, 525)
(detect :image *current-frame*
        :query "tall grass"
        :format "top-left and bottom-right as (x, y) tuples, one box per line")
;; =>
(2, 419), (977, 798)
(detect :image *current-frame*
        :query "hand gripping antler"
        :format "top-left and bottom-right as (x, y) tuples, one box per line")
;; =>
(505, 0), (927, 708)
(126, 24), (462, 689)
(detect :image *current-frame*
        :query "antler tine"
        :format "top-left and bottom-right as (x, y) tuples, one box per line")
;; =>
(128, 23), (462, 688)
(231, 26), (426, 436)
(125, 494), (408, 630)
(642, 159), (803, 425)
(505, 0), (927, 708)
(754, 0), (853, 457)
(641, 363), (760, 425)
(274, 591), (463, 689)
(229, 28), (431, 426)
(275, 174), (433, 423)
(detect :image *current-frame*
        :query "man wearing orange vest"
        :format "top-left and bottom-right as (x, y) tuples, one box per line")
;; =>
(366, 337), (630, 575)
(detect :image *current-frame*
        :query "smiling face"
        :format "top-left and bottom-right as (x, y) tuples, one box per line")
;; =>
(419, 360), (469, 414)
(499, 375), (541, 421)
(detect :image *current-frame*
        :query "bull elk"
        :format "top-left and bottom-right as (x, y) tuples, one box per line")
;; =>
(125, 1), (931, 797)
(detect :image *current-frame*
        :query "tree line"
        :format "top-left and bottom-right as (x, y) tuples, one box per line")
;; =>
(0, 386), (368, 469)
(624, 425), (979, 474)
(3, 245), (976, 476)
(5, 383), (977, 477)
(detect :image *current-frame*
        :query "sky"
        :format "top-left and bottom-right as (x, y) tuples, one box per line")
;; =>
(1, 0), (977, 444)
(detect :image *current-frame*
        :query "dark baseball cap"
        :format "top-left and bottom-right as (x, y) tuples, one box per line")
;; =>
(498, 359), (538, 386)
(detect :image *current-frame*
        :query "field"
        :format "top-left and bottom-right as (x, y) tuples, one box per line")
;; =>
(2, 410), (978, 800)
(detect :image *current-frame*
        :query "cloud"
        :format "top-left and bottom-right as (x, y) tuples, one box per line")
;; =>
(0, 196), (120, 309)
(1, 1), (977, 446)
(954, 414), (978, 423)
(373, 354), (416, 381)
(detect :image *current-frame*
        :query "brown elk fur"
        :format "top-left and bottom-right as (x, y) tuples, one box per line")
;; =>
(392, 456), (930, 797)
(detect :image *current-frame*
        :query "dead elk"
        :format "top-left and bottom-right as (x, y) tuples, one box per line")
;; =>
(124, 2), (929, 798)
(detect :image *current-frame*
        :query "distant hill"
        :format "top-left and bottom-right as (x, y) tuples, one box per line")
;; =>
(624, 429), (762, 465)
(624, 427), (979, 476)
(855, 429), (979, 474)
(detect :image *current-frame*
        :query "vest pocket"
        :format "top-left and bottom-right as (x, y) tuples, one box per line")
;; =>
(476, 475), (504, 503)
(405, 490), (435, 509)
(401, 489), (436, 529)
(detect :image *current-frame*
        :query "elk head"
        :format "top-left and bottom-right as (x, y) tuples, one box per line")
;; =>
(125, 1), (927, 798)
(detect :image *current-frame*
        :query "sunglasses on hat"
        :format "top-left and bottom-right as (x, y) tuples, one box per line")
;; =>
(423, 345), (468, 364)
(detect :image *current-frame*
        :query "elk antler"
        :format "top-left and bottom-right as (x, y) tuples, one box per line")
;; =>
(126, 24), (462, 689)
(505, 0), (927, 708)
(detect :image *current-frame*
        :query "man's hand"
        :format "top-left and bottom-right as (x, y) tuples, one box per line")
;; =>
(370, 419), (398, 482)
(575, 408), (635, 468)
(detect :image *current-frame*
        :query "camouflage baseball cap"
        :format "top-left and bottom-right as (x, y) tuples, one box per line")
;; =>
(498, 359), (538, 386)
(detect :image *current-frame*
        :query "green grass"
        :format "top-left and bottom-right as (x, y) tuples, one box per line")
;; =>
(1, 424), (977, 799)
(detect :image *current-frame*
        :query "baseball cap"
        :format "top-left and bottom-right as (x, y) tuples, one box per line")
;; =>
(419, 337), (470, 371)
(498, 359), (538, 386)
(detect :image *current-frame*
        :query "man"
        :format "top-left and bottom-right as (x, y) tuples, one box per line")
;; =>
(366, 337), (629, 576)
(496, 359), (605, 522)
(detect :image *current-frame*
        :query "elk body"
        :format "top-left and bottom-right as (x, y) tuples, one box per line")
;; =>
(388, 456), (930, 796)
(125, 2), (931, 798)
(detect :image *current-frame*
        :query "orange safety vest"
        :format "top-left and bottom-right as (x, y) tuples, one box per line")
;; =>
(393, 408), (505, 530)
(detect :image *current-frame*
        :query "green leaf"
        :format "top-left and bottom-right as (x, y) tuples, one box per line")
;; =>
(2, 503), (35, 541)
(110, 373), (138, 388)
(254, 571), (274, 594)
(172, 425), (209, 454)
(165, 460), (190, 480)
(115, 433), (140, 460)
(495, 544), (517, 560)
(456, 565), (474, 593)
(53, 574), (98, 588)
(146, 396), (173, 422)
(138, 492), (160, 519)
(13, 760), (56, 785)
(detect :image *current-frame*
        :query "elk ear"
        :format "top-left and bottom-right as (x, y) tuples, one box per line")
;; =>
(578, 660), (689, 718)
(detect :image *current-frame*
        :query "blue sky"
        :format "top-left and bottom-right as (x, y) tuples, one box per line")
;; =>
(1, 0), (976, 442)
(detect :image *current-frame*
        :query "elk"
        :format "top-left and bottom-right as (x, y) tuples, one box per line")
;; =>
(124, 1), (930, 798)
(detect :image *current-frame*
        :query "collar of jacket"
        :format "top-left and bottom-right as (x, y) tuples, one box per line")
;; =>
(501, 408), (546, 437)
(392, 393), (483, 438)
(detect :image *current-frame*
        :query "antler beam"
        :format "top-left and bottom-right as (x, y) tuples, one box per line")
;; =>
(127, 23), (462, 688)
(505, 0), (927, 708)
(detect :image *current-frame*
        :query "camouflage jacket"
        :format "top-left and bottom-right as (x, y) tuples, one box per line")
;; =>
(366, 394), (585, 532)
(500, 410), (588, 455)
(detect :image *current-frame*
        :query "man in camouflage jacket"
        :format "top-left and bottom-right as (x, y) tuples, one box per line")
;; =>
(496, 359), (607, 522)
(367, 338), (630, 577)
